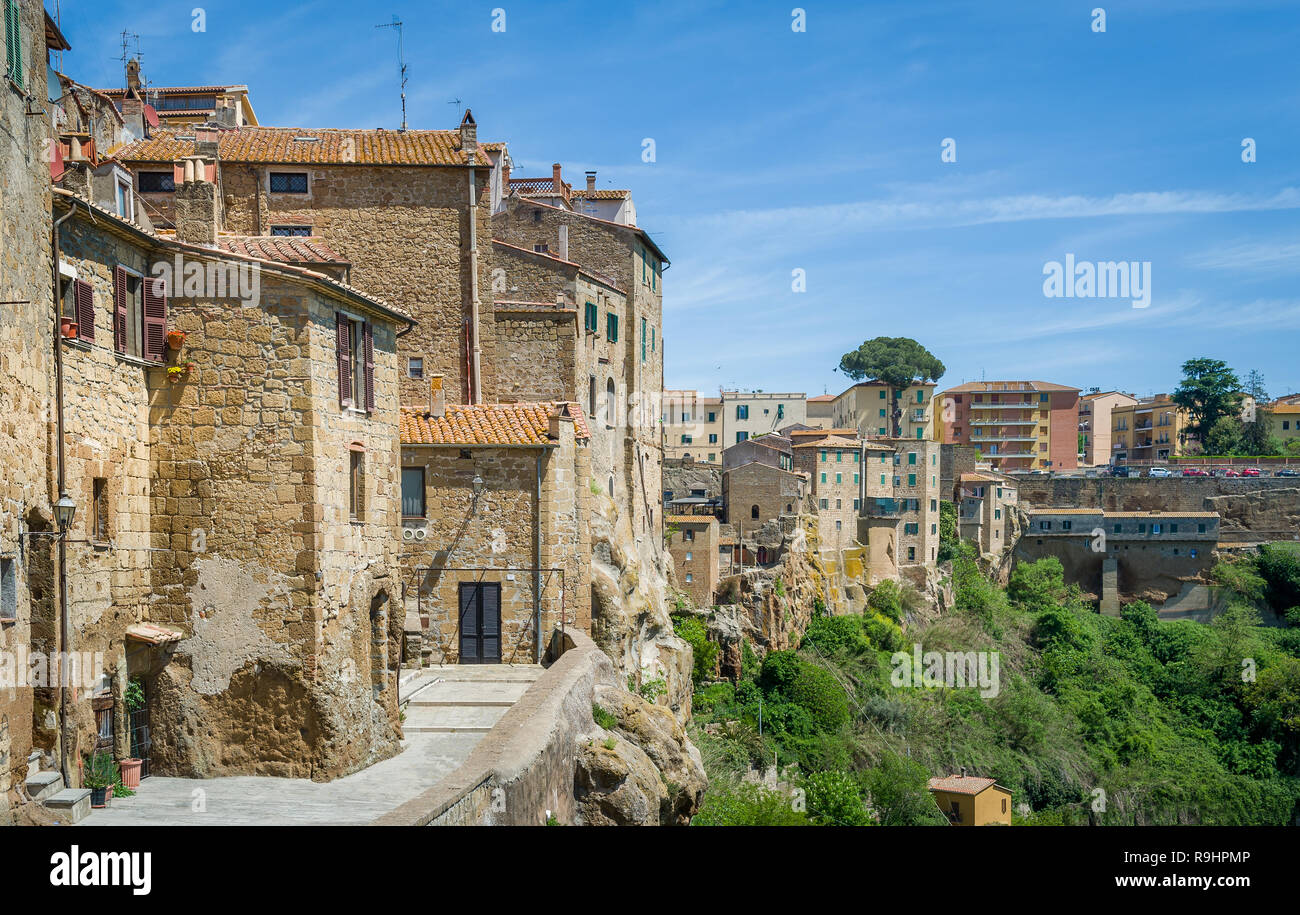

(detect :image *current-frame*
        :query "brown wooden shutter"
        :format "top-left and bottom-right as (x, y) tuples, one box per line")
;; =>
(363, 321), (375, 412)
(143, 277), (167, 361)
(336, 312), (351, 407)
(73, 279), (94, 342)
(113, 266), (128, 353)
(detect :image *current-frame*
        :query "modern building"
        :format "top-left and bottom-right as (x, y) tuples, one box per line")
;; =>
(721, 391), (806, 445)
(833, 380), (935, 442)
(1078, 391), (1138, 466)
(662, 389), (722, 463)
(928, 772), (1013, 826)
(1262, 401), (1300, 449)
(937, 381), (1081, 471)
(1110, 396), (1189, 464)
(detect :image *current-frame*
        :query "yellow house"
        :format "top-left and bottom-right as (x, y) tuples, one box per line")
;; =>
(1263, 402), (1300, 449)
(928, 771), (1013, 826)
(1110, 395), (1189, 464)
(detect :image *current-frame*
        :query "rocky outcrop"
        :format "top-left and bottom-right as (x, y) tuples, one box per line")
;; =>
(575, 683), (707, 826)
(588, 491), (694, 720)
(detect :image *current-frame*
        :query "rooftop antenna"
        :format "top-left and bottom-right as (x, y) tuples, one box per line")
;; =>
(375, 15), (408, 131)
(116, 29), (142, 76)
(447, 97), (463, 119)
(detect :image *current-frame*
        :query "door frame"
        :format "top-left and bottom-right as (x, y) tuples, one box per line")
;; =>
(458, 581), (502, 664)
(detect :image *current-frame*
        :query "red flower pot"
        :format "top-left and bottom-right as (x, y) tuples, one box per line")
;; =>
(119, 758), (143, 789)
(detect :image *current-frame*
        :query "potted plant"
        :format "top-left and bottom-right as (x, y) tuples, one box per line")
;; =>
(84, 752), (117, 808)
(118, 678), (146, 788)
(165, 363), (194, 383)
(165, 329), (187, 351)
(60, 317), (79, 338)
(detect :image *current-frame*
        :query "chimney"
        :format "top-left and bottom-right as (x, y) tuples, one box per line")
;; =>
(552, 163), (563, 191)
(501, 158), (511, 189)
(558, 224), (569, 261)
(548, 403), (573, 441)
(119, 97), (145, 142)
(208, 98), (237, 129)
(959, 766), (967, 778)
(429, 374), (446, 419)
(586, 170), (596, 193)
(460, 109), (477, 161)
(173, 156), (219, 245)
(194, 127), (220, 160)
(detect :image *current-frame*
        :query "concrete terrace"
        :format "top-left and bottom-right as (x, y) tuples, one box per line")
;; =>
(81, 665), (542, 826)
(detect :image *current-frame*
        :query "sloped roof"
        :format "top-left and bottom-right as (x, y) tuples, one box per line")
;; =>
(927, 775), (1003, 796)
(400, 403), (589, 446)
(792, 435), (861, 449)
(942, 380), (1081, 394)
(216, 235), (346, 264)
(114, 126), (492, 167)
(572, 189), (630, 200)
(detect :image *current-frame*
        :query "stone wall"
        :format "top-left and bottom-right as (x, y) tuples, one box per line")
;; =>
(723, 462), (806, 529)
(1014, 476), (1300, 540)
(492, 309), (577, 403)
(0, 0), (54, 823)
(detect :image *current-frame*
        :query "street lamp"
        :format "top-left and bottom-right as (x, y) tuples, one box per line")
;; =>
(470, 474), (485, 513)
(54, 494), (76, 532)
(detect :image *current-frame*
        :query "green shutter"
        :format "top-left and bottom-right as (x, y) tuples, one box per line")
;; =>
(5, 0), (21, 88)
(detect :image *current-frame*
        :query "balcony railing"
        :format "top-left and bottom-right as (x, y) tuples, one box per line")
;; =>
(971, 419), (1035, 426)
(974, 434), (1038, 442)
(971, 401), (1036, 409)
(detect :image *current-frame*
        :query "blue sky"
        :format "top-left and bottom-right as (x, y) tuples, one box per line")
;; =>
(53, 0), (1300, 399)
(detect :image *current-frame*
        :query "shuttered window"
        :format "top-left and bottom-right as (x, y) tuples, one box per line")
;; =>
(606, 311), (618, 343)
(74, 279), (94, 342)
(112, 266), (162, 359)
(336, 313), (372, 412)
(4, 0), (22, 88)
(336, 313), (351, 407)
(143, 277), (167, 361)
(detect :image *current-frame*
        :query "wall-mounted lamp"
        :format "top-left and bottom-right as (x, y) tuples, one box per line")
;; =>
(54, 494), (77, 532)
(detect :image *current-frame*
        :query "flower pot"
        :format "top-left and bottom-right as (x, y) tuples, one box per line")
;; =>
(60, 318), (79, 338)
(90, 786), (111, 808)
(165, 330), (186, 351)
(119, 758), (143, 789)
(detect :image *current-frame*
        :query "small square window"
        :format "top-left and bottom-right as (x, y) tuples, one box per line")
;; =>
(408, 357), (424, 379)
(269, 172), (309, 193)
(0, 557), (15, 622)
(271, 225), (313, 236)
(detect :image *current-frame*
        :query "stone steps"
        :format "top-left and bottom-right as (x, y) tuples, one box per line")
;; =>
(25, 770), (65, 803)
(44, 788), (92, 824)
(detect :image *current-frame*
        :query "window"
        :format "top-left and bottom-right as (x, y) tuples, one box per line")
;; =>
(681, 435), (692, 445)
(879, 390), (886, 399)
(836, 451), (843, 463)
(607, 311), (618, 342)
(736, 405), (749, 420)
(401, 467), (425, 517)
(269, 172), (309, 193)
(820, 473), (827, 483)
(1039, 520), (1051, 530)
(584, 302), (598, 332)
(408, 357), (424, 379)
(819, 498), (829, 509)
(835, 473), (842, 484)
(907, 547), (916, 561)
(777, 404), (784, 420)
(533, 243), (549, 253)
(835, 499), (842, 509)
(1198, 523), (1206, 533)
(736, 431), (748, 443)
(1061, 520), (1072, 531)
(684, 529), (695, 541)
(651, 326), (656, 352)
(907, 473), (916, 487)
(994, 508), (1001, 520)
(137, 171), (175, 193)
(879, 409), (886, 418)
(271, 225), (312, 236)
(60, 276), (95, 343)
(908, 452), (917, 465)
(685, 573), (692, 583)
(589, 375), (597, 417)
(751, 504), (760, 520)
(349, 451), (365, 521)
(92, 478), (109, 542)
(641, 317), (647, 362)
(114, 267), (144, 359)
(335, 314), (372, 410)
(708, 434), (717, 444)
(605, 379), (616, 429)
(684, 552), (692, 561)
(707, 412), (716, 423)
(4, 0), (22, 87)
(115, 176), (134, 219)
(0, 557), (13, 622)
(1170, 524), (1179, 533)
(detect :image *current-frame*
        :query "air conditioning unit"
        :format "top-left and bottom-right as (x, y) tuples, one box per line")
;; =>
(400, 527), (428, 542)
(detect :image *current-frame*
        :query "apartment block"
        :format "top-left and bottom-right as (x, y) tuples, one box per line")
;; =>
(832, 381), (935, 442)
(663, 389), (723, 463)
(792, 433), (866, 554)
(721, 391), (806, 445)
(859, 440), (943, 586)
(1110, 395), (1188, 464)
(1078, 391), (1138, 466)
(937, 381), (1081, 471)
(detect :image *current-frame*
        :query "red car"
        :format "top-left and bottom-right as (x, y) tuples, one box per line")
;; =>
(1182, 467), (1209, 477)
(1241, 467), (1262, 477)
(1224, 469), (1242, 477)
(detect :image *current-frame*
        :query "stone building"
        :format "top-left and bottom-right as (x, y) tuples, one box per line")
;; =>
(793, 433), (867, 555)
(665, 516), (719, 609)
(859, 439), (943, 587)
(45, 160), (413, 783)
(721, 391), (806, 446)
(114, 113), (503, 407)
(723, 461), (808, 532)
(833, 380), (936, 442)
(958, 471), (1019, 556)
(397, 391), (592, 665)
(0, 4), (68, 824)
(721, 435), (793, 473)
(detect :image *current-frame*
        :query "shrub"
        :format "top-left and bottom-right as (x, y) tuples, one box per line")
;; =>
(673, 613), (718, 688)
(801, 614), (871, 657)
(1009, 557), (1066, 610)
(803, 770), (871, 826)
(788, 663), (851, 734)
(691, 783), (810, 826)
(592, 703), (618, 730)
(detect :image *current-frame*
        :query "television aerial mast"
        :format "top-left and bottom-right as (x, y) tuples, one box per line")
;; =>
(375, 15), (408, 131)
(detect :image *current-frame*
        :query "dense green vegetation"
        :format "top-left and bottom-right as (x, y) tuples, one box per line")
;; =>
(690, 540), (1300, 826)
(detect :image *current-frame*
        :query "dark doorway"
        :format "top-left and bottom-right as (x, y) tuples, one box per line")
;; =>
(458, 582), (501, 664)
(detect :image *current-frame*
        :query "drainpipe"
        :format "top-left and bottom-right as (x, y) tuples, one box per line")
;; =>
(535, 453), (543, 663)
(467, 162), (483, 404)
(52, 201), (76, 788)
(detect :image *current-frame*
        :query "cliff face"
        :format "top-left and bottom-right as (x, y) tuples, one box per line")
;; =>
(588, 491), (695, 720)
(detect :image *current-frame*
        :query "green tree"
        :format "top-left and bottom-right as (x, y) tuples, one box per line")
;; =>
(937, 500), (959, 563)
(803, 770), (871, 826)
(1008, 557), (1066, 611)
(837, 337), (945, 436)
(1206, 415), (1244, 455)
(863, 752), (947, 826)
(1173, 358), (1242, 444)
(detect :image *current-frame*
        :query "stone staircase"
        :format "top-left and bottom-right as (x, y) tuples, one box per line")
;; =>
(24, 753), (92, 824)
(399, 665), (542, 735)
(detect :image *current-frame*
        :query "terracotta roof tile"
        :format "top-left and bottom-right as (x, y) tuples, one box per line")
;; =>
(400, 403), (590, 446)
(572, 189), (630, 200)
(114, 126), (494, 166)
(216, 235), (347, 264)
(927, 775), (1001, 795)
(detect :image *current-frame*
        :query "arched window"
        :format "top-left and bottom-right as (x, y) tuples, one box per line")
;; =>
(589, 375), (597, 418)
(750, 504), (759, 520)
(605, 378), (616, 429)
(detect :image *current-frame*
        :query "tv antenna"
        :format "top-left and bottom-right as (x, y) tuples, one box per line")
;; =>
(375, 16), (408, 131)
(447, 97), (463, 118)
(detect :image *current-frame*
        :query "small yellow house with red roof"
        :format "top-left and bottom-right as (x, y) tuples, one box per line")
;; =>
(928, 770), (1013, 826)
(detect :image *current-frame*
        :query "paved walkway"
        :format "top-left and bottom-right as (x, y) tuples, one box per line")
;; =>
(81, 665), (542, 826)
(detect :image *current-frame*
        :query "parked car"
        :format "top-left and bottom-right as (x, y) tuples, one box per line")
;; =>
(1109, 465), (1131, 477)
(1275, 468), (1300, 477)
(1241, 467), (1263, 477)
(1147, 466), (1172, 478)
(1182, 467), (1210, 477)
(1224, 468), (1242, 477)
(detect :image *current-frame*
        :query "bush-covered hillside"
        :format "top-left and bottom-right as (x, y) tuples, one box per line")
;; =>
(689, 542), (1300, 826)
